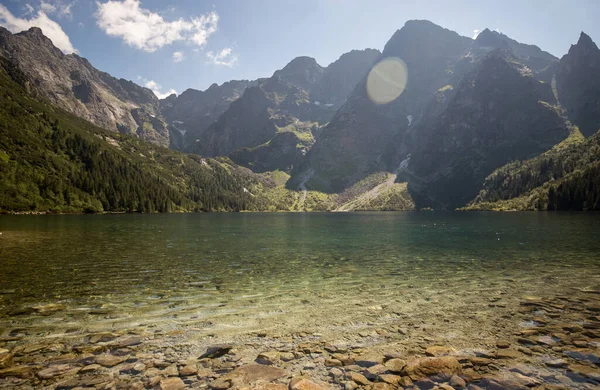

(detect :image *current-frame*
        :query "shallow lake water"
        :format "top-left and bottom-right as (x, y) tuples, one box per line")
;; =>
(1, 212), (600, 388)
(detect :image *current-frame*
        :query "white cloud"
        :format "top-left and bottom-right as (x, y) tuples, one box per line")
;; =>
(24, 4), (35, 15)
(172, 50), (184, 63)
(41, 0), (75, 19)
(95, 0), (218, 52)
(472, 29), (480, 39)
(142, 78), (176, 99)
(0, 5), (77, 53)
(206, 47), (238, 67)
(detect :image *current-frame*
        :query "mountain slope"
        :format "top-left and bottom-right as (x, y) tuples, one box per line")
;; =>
(189, 49), (380, 171)
(556, 32), (600, 136)
(292, 20), (566, 211)
(160, 80), (255, 150)
(292, 20), (474, 192)
(465, 127), (600, 210)
(0, 57), (296, 213)
(404, 50), (569, 209)
(0, 27), (170, 146)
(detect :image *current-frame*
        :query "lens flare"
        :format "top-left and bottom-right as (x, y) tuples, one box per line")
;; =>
(366, 57), (408, 104)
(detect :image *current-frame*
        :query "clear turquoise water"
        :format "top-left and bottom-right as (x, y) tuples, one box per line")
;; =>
(1, 212), (599, 341)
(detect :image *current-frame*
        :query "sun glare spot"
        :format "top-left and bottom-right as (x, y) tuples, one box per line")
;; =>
(366, 57), (408, 104)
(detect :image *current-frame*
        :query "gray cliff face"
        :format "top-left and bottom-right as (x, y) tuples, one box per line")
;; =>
(405, 50), (569, 209)
(160, 80), (256, 150)
(189, 49), (380, 172)
(0, 27), (170, 146)
(291, 20), (569, 210)
(556, 32), (600, 136)
(293, 20), (474, 192)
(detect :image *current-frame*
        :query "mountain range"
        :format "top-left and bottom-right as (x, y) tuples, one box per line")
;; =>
(1, 20), (599, 213)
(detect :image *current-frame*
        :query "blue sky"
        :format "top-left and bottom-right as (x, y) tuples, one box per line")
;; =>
(0, 0), (599, 98)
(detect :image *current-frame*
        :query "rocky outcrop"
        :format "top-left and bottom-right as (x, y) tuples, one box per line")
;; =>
(190, 49), (380, 172)
(160, 80), (255, 150)
(293, 20), (473, 192)
(0, 26), (169, 146)
(405, 50), (569, 209)
(556, 32), (600, 136)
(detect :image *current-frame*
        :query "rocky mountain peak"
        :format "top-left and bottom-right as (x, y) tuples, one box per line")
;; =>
(474, 29), (510, 50)
(569, 32), (600, 56)
(273, 56), (324, 90)
(556, 31), (600, 136)
(383, 20), (470, 56)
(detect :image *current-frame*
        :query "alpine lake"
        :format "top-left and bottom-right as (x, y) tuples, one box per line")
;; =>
(1, 212), (600, 389)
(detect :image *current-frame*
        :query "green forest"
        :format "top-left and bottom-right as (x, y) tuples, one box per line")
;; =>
(0, 59), (273, 213)
(466, 129), (600, 210)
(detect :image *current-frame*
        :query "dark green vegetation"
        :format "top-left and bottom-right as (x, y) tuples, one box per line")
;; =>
(0, 59), (272, 213)
(466, 128), (600, 210)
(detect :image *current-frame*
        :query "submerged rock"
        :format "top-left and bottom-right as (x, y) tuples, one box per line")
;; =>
(0, 353), (13, 368)
(289, 377), (328, 390)
(200, 344), (233, 359)
(94, 354), (129, 367)
(403, 356), (461, 380)
(226, 364), (286, 385)
(160, 377), (186, 390)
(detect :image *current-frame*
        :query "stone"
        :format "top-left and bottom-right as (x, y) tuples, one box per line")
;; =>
(325, 358), (342, 367)
(572, 340), (588, 348)
(495, 341), (510, 349)
(0, 353), (13, 368)
(403, 356), (461, 380)
(226, 364), (286, 384)
(160, 377), (186, 390)
(116, 336), (143, 348)
(366, 364), (388, 376)
(384, 358), (406, 373)
(163, 363), (179, 376)
(343, 381), (358, 390)
(494, 349), (522, 359)
(0, 365), (36, 378)
(413, 378), (436, 389)
(330, 367), (343, 378)
(450, 374), (467, 388)
(79, 364), (102, 373)
(32, 303), (65, 315)
(568, 363), (600, 378)
(263, 385), (288, 390)
(469, 356), (492, 366)
(349, 372), (370, 385)
(257, 351), (280, 364)
(545, 359), (568, 368)
(289, 377), (327, 390)
(200, 344), (233, 359)
(179, 364), (198, 376)
(94, 354), (128, 367)
(439, 385), (456, 390)
(372, 383), (394, 390)
(399, 376), (414, 387)
(354, 353), (384, 367)
(280, 352), (295, 362)
(22, 344), (46, 354)
(481, 372), (541, 388)
(425, 346), (455, 357)
(210, 378), (232, 389)
(37, 364), (76, 379)
(378, 374), (402, 385)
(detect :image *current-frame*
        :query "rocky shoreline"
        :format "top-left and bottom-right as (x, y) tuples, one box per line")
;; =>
(1, 292), (600, 389)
